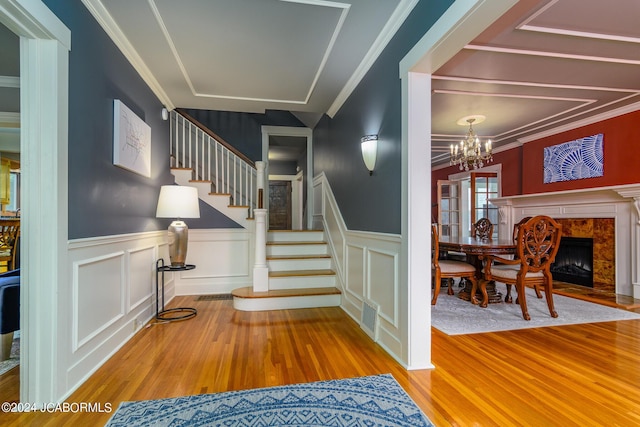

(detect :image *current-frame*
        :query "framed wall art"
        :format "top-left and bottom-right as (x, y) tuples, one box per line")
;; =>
(543, 133), (603, 184)
(113, 99), (151, 177)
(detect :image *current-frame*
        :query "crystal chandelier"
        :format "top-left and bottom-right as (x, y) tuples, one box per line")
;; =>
(450, 117), (493, 171)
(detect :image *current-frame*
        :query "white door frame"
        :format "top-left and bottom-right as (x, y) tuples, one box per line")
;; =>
(1, 0), (71, 403)
(399, 0), (517, 369)
(261, 126), (313, 230)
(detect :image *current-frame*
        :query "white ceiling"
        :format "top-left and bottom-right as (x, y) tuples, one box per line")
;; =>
(2, 0), (640, 166)
(82, 0), (416, 126)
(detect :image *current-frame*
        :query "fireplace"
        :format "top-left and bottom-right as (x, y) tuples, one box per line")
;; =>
(551, 237), (593, 287)
(489, 183), (640, 298)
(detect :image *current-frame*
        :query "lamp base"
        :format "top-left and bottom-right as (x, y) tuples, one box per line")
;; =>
(168, 220), (189, 267)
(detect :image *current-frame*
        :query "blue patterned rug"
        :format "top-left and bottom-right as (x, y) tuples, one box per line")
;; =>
(105, 374), (433, 426)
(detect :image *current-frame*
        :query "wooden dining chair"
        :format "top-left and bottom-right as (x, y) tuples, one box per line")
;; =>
(471, 217), (493, 241)
(483, 215), (562, 320)
(431, 224), (479, 305)
(0, 220), (20, 272)
(509, 216), (544, 301)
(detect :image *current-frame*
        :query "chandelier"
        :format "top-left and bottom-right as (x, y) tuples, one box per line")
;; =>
(450, 116), (493, 171)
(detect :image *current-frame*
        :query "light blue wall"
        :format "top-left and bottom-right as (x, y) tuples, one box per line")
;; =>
(313, 0), (454, 234)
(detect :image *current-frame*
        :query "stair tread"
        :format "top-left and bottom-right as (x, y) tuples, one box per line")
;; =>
(267, 254), (330, 260)
(269, 269), (335, 278)
(232, 286), (341, 299)
(269, 230), (323, 233)
(267, 241), (327, 246)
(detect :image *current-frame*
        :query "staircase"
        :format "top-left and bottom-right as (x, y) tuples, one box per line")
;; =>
(169, 110), (257, 226)
(232, 230), (342, 311)
(170, 168), (252, 226)
(169, 110), (341, 311)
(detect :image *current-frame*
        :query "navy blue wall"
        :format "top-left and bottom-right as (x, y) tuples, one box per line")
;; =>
(44, 0), (238, 238)
(313, 0), (453, 234)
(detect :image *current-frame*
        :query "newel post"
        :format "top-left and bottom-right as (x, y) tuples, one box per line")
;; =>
(253, 161), (269, 291)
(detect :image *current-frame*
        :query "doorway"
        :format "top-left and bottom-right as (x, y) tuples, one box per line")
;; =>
(1, 3), (71, 403)
(268, 180), (292, 230)
(261, 126), (313, 230)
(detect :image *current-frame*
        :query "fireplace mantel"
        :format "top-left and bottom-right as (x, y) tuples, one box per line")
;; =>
(490, 184), (640, 298)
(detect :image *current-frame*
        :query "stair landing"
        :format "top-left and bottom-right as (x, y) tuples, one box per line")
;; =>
(232, 286), (341, 311)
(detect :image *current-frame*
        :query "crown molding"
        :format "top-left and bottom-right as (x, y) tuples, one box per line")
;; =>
(519, 101), (640, 143)
(81, 0), (175, 110)
(327, 0), (418, 118)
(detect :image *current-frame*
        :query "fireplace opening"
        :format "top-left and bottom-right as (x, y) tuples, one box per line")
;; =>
(551, 237), (593, 287)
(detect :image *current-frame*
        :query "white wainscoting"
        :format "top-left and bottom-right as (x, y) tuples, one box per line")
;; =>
(64, 226), (253, 398)
(66, 231), (167, 394)
(313, 173), (403, 360)
(173, 228), (254, 295)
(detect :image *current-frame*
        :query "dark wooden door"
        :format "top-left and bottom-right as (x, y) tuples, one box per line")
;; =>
(269, 181), (292, 230)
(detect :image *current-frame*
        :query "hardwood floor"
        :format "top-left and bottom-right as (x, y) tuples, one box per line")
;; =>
(1, 294), (640, 426)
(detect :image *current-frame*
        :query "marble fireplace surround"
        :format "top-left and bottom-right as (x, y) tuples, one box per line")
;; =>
(490, 184), (640, 299)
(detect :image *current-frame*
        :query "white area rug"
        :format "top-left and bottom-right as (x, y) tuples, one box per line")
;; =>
(432, 287), (640, 335)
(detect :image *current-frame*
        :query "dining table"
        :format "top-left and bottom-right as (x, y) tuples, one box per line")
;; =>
(438, 235), (516, 305)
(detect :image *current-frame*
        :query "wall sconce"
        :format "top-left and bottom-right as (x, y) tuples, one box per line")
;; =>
(161, 107), (169, 121)
(361, 134), (378, 175)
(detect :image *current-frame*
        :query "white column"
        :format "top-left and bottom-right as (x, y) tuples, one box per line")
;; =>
(253, 208), (269, 292)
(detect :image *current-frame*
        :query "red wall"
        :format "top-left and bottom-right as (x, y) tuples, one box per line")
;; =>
(522, 110), (640, 194)
(432, 109), (640, 213)
(431, 147), (523, 221)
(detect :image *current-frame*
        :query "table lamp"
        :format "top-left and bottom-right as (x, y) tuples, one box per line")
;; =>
(156, 185), (200, 267)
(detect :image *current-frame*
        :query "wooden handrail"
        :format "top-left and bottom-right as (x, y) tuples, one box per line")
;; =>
(175, 108), (256, 168)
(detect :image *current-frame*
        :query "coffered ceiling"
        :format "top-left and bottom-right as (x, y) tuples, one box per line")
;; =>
(431, 0), (640, 167)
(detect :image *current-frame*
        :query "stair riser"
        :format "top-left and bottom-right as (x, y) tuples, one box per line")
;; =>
(267, 258), (331, 271)
(233, 294), (341, 311)
(267, 231), (325, 243)
(269, 275), (336, 289)
(266, 244), (328, 256)
(189, 181), (213, 194)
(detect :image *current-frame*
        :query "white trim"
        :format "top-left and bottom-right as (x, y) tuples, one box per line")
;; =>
(327, 0), (418, 117)
(80, 0), (174, 110)
(400, 0), (518, 76)
(1, 0), (71, 404)
(465, 44), (640, 66)
(399, 0), (519, 370)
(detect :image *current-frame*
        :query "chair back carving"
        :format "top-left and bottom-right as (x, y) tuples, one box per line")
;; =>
(431, 224), (440, 268)
(515, 216), (562, 273)
(0, 220), (20, 271)
(512, 216), (532, 244)
(472, 218), (493, 240)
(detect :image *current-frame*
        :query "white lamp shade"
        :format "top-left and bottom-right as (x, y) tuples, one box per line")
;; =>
(361, 137), (378, 173)
(156, 185), (200, 219)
